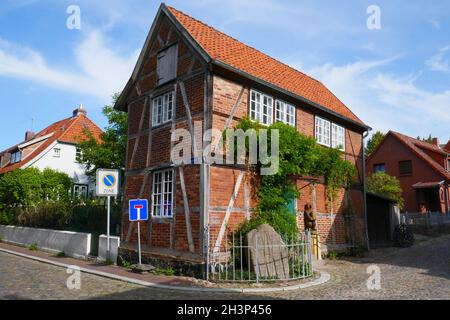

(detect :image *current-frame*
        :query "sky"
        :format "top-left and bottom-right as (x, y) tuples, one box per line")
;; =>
(0, 0), (449, 151)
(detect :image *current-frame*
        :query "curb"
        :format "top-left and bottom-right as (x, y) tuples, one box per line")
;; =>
(0, 247), (330, 293)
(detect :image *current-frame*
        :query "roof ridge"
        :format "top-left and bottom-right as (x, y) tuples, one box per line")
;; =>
(167, 6), (327, 93)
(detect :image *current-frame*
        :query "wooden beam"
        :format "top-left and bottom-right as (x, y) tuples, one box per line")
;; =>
(214, 171), (244, 252)
(179, 166), (195, 253)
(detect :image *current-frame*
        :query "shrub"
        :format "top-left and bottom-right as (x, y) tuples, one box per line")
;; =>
(28, 243), (38, 251)
(367, 172), (404, 209)
(0, 211), (15, 225)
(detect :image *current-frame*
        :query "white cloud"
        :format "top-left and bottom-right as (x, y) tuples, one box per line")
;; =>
(0, 31), (139, 103)
(305, 57), (450, 142)
(426, 45), (450, 73)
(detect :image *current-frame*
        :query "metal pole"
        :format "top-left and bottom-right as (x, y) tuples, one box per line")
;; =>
(137, 221), (142, 265)
(107, 196), (111, 261)
(362, 129), (371, 251)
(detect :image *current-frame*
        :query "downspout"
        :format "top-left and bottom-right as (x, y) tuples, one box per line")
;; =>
(362, 129), (371, 250)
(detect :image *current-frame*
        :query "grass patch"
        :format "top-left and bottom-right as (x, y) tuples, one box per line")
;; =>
(28, 243), (38, 251)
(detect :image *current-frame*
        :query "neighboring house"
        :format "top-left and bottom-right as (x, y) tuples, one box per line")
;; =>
(0, 106), (103, 197)
(366, 131), (450, 213)
(115, 4), (370, 262)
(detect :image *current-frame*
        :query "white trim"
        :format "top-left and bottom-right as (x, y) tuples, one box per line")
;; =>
(275, 99), (296, 126)
(17, 133), (54, 149)
(151, 168), (174, 218)
(249, 89), (273, 125)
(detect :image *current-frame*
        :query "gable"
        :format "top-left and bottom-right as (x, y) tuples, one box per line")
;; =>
(116, 4), (368, 130)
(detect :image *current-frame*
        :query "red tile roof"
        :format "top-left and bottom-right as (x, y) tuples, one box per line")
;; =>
(390, 131), (450, 180)
(0, 114), (103, 175)
(445, 140), (450, 153)
(166, 6), (365, 126)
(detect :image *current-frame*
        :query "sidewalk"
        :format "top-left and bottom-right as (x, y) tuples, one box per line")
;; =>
(0, 242), (330, 293)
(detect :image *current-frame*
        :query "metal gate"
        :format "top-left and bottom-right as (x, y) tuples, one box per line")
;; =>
(204, 226), (314, 283)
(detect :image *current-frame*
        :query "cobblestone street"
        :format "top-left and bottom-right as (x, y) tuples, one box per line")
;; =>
(1, 234), (449, 300)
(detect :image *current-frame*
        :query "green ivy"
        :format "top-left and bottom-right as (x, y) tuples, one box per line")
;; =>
(231, 118), (356, 237)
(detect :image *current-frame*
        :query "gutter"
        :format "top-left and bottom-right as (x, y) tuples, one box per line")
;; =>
(211, 59), (371, 132)
(362, 129), (371, 250)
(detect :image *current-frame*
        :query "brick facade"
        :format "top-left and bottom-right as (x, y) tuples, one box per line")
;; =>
(366, 132), (450, 214)
(118, 5), (369, 265)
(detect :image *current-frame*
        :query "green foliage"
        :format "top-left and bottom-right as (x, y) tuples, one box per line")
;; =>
(119, 256), (131, 268)
(365, 131), (385, 156)
(0, 167), (73, 209)
(232, 118), (356, 237)
(367, 172), (404, 209)
(417, 134), (434, 144)
(0, 211), (15, 225)
(28, 243), (38, 251)
(77, 93), (127, 178)
(152, 267), (175, 276)
(326, 251), (338, 260)
(0, 168), (43, 207)
(56, 251), (66, 258)
(15, 203), (72, 229)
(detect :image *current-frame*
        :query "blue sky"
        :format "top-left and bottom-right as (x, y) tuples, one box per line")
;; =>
(1, 0), (450, 151)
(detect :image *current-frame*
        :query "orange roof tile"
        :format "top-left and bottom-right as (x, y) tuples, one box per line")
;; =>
(0, 114), (103, 175)
(166, 6), (365, 125)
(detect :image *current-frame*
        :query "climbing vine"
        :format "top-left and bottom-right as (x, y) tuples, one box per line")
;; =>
(230, 117), (356, 236)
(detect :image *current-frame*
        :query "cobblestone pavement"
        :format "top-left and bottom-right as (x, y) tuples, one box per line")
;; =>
(0, 234), (449, 300)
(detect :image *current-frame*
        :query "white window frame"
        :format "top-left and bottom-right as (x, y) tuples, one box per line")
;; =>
(73, 184), (88, 198)
(151, 169), (174, 218)
(275, 100), (296, 126)
(152, 91), (174, 126)
(53, 148), (61, 158)
(249, 90), (273, 125)
(331, 123), (345, 151)
(315, 116), (331, 147)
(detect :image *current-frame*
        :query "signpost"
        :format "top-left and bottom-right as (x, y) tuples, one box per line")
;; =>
(96, 169), (119, 261)
(129, 199), (148, 265)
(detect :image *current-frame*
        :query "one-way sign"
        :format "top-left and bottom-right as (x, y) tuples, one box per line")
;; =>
(129, 199), (148, 221)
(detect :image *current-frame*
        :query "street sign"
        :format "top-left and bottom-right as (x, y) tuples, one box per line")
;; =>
(96, 169), (119, 196)
(129, 199), (149, 221)
(128, 198), (149, 265)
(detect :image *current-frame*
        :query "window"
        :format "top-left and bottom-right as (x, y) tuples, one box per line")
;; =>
(331, 123), (345, 151)
(315, 116), (331, 146)
(249, 90), (273, 125)
(11, 151), (22, 164)
(399, 160), (413, 175)
(53, 148), (61, 158)
(157, 44), (177, 85)
(275, 100), (295, 126)
(76, 147), (82, 162)
(73, 184), (88, 198)
(151, 169), (174, 217)
(152, 91), (174, 126)
(373, 163), (386, 173)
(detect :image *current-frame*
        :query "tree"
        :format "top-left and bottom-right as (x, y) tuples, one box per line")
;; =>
(417, 134), (434, 144)
(77, 93), (128, 178)
(365, 131), (385, 156)
(367, 172), (404, 209)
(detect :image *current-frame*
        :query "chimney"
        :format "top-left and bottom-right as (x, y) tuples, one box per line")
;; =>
(432, 137), (439, 147)
(72, 104), (87, 117)
(25, 131), (35, 141)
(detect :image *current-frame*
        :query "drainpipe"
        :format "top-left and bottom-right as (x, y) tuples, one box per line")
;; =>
(362, 129), (371, 250)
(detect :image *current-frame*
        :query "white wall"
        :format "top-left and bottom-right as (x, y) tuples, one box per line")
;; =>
(25, 142), (93, 189)
(0, 225), (91, 259)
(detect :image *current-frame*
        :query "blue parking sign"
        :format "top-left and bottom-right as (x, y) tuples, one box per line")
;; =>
(129, 199), (148, 221)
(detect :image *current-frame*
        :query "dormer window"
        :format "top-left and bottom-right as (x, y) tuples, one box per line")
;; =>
(157, 44), (178, 85)
(11, 150), (22, 164)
